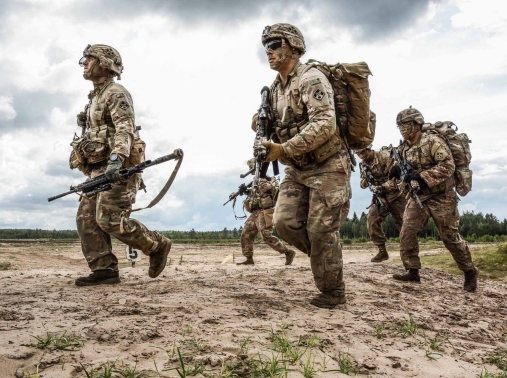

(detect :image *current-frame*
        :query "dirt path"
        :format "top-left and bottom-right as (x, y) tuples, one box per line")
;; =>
(0, 241), (505, 377)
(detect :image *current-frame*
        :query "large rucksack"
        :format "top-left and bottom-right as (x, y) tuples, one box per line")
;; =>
(422, 121), (472, 196)
(304, 60), (376, 151)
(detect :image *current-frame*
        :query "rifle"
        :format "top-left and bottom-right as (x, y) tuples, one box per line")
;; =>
(359, 163), (382, 213)
(223, 182), (252, 206)
(390, 147), (424, 209)
(240, 86), (279, 187)
(48, 149), (183, 202)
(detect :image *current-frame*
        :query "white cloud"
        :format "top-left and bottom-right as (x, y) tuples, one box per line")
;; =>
(0, 96), (16, 120)
(1, 0), (507, 231)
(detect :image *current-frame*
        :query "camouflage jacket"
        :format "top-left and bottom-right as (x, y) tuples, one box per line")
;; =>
(243, 177), (279, 213)
(85, 78), (136, 160)
(269, 61), (349, 169)
(398, 132), (455, 196)
(359, 147), (401, 202)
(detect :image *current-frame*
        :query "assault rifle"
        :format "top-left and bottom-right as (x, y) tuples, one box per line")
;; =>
(48, 149), (183, 202)
(359, 162), (382, 213)
(240, 86), (279, 187)
(223, 182), (252, 206)
(390, 147), (424, 209)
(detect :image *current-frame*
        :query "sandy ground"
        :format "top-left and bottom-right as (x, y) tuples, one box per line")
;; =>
(0, 240), (506, 377)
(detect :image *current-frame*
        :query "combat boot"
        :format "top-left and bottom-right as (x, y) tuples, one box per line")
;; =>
(285, 250), (296, 266)
(393, 269), (421, 282)
(310, 291), (346, 309)
(371, 244), (389, 262)
(149, 236), (172, 278)
(236, 257), (254, 265)
(464, 267), (479, 292)
(75, 270), (120, 286)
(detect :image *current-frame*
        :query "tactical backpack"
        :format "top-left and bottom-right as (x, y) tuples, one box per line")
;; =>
(304, 60), (376, 151)
(421, 121), (472, 196)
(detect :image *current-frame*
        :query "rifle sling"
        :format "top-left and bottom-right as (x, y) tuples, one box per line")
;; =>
(131, 154), (184, 213)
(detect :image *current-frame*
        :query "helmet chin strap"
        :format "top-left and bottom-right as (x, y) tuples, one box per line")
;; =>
(405, 123), (420, 140)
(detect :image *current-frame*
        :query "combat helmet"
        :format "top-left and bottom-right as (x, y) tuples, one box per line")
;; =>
(262, 23), (306, 55)
(396, 106), (424, 125)
(79, 44), (124, 79)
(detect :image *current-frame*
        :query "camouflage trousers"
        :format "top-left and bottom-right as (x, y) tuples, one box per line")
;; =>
(76, 173), (162, 272)
(241, 209), (292, 258)
(400, 191), (475, 272)
(367, 195), (406, 246)
(274, 162), (351, 294)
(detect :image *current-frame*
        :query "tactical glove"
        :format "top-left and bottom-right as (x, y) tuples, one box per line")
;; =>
(404, 172), (423, 185)
(388, 165), (401, 180)
(262, 141), (285, 162)
(105, 157), (123, 182)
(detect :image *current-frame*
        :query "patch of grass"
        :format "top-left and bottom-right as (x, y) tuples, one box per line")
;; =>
(297, 334), (324, 350)
(420, 243), (507, 280)
(0, 262), (11, 270)
(398, 312), (419, 337)
(490, 349), (507, 371)
(323, 352), (357, 375)
(299, 353), (316, 378)
(267, 328), (307, 364)
(375, 324), (384, 339)
(164, 347), (205, 377)
(81, 361), (115, 378)
(249, 352), (290, 378)
(477, 367), (507, 378)
(114, 361), (145, 378)
(425, 349), (443, 361)
(239, 336), (252, 355)
(186, 337), (209, 353)
(22, 331), (84, 351)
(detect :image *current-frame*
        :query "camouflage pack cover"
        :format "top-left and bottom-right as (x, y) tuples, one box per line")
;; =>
(83, 44), (124, 79)
(422, 121), (472, 196)
(303, 60), (375, 150)
(262, 23), (306, 54)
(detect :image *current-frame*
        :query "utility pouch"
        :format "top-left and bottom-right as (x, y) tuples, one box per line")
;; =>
(263, 208), (275, 228)
(455, 167), (472, 197)
(125, 137), (146, 168)
(80, 139), (110, 164)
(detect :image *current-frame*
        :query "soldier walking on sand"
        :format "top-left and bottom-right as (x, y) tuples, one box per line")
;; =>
(388, 107), (479, 291)
(258, 24), (352, 308)
(236, 159), (296, 266)
(357, 145), (407, 262)
(70, 44), (171, 286)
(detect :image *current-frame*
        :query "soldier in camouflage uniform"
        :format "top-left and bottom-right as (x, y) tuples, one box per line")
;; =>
(236, 160), (296, 265)
(71, 44), (171, 286)
(357, 145), (407, 262)
(258, 24), (352, 308)
(389, 107), (479, 292)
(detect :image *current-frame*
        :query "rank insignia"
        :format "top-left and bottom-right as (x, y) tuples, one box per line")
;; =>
(313, 89), (324, 100)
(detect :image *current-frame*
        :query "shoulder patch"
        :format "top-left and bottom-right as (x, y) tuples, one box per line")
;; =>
(313, 88), (325, 100)
(310, 78), (321, 86)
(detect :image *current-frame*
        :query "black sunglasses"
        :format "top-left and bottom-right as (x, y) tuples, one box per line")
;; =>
(264, 39), (283, 52)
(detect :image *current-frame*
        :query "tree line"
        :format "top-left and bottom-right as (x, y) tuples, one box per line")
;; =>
(1, 211), (506, 242)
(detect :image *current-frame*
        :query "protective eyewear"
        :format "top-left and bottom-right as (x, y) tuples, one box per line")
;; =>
(264, 39), (283, 52)
(397, 122), (412, 130)
(78, 56), (93, 67)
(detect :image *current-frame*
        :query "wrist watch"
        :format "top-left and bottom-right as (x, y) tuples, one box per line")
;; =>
(109, 153), (121, 162)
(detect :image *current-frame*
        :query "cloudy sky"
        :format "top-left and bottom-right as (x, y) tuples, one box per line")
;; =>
(0, 0), (506, 231)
